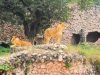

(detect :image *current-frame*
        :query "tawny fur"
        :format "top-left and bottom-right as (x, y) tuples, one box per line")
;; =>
(44, 22), (67, 44)
(11, 36), (32, 47)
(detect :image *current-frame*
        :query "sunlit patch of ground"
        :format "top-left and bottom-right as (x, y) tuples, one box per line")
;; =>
(64, 43), (100, 60)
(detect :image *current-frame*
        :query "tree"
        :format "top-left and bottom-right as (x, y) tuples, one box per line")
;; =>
(0, 0), (100, 42)
(78, 0), (94, 10)
(0, 0), (70, 42)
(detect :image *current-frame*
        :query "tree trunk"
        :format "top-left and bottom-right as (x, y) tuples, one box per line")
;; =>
(23, 20), (40, 44)
(23, 20), (33, 43)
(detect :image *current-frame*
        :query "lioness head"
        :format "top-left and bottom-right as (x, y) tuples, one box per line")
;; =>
(11, 36), (19, 44)
(56, 22), (65, 31)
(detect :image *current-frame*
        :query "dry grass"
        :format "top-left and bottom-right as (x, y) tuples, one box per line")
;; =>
(64, 43), (100, 59)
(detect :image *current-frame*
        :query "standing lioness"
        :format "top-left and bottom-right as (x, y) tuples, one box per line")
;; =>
(44, 22), (67, 44)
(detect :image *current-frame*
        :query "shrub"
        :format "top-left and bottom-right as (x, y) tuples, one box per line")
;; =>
(90, 58), (100, 73)
(0, 64), (14, 71)
(0, 47), (10, 56)
(64, 62), (72, 69)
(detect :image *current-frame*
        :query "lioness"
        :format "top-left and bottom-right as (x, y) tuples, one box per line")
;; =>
(11, 36), (32, 47)
(44, 22), (68, 44)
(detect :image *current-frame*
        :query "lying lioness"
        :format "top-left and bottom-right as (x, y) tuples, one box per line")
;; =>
(11, 36), (32, 47)
(44, 22), (68, 44)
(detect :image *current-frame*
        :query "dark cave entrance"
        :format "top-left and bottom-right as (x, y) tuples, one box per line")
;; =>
(86, 31), (100, 43)
(72, 34), (81, 45)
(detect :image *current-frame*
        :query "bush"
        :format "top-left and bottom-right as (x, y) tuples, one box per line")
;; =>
(0, 64), (14, 71)
(0, 47), (10, 56)
(64, 62), (72, 69)
(78, 42), (92, 50)
(90, 58), (100, 73)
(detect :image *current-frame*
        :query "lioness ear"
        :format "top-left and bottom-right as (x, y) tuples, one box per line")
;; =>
(12, 36), (16, 38)
(60, 22), (64, 25)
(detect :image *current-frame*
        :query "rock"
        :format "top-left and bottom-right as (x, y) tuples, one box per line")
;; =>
(35, 44), (67, 51)
(0, 45), (96, 75)
(58, 55), (63, 61)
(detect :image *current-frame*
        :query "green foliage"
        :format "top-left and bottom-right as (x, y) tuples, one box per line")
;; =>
(78, 42), (100, 51)
(94, 60), (100, 73)
(0, 0), (100, 25)
(78, 42), (92, 50)
(0, 64), (14, 71)
(0, 47), (10, 56)
(78, 50), (86, 56)
(90, 59), (100, 73)
(67, 0), (100, 10)
(0, 0), (69, 25)
(66, 43), (100, 58)
(24, 65), (29, 75)
(78, 0), (94, 10)
(93, 0), (100, 5)
(94, 61), (100, 73)
(64, 63), (72, 69)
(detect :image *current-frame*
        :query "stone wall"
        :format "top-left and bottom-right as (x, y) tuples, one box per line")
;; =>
(0, 45), (96, 75)
(62, 6), (100, 45)
(0, 23), (26, 43)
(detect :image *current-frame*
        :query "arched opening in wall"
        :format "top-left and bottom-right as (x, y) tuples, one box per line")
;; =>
(86, 31), (100, 43)
(72, 34), (80, 45)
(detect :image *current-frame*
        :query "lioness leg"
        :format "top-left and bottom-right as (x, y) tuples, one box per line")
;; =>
(55, 35), (62, 44)
(44, 37), (51, 44)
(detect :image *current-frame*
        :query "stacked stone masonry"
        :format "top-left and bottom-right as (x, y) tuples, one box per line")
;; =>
(62, 6), (100, 45)
(0, 23), (26, 43)
(0, 45), (96, 75)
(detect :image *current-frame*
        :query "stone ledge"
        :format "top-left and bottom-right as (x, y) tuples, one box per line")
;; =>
(10, 44), (67, 53)
(0, 44), (85, 65)
(0, 45), (96, 75)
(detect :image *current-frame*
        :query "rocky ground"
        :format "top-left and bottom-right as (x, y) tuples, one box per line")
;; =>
(0, 44), (96, 75)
